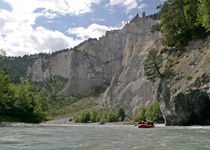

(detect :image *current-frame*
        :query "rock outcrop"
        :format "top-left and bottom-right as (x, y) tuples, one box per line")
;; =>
(28, 14), (161, 117)
(98, 15), (162, 118)
(27, 23), (126, 96)
(157, 37), (210, 125)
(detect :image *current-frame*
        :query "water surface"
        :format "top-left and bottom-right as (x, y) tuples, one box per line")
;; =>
(0, 124), (210, 150)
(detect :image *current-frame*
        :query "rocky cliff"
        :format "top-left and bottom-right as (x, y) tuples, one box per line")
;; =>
(157, 37), (210, 126)
(98, 15), (162, 118)
(27, 25), (126, 96)
(27, 14), (161, 117)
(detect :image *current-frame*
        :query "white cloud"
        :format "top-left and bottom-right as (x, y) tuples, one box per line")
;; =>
(68, 23), (119, 40)
(0, 25), (82, 56)
(0, 8), (82, 56)
(42, 11), (58, 19)
(0, 0), (102, 56)
(108, 0), (138, 13)
(128, 15), (134, 19)
(4, 0), (101, 15)
(138, 3), (148, 10)
(91, 18), (106, 22)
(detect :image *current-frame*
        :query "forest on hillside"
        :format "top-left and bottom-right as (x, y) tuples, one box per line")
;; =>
(158, 0), (210, 49)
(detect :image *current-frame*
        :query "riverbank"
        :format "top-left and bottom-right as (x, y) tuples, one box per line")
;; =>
(0, 116), (135, 127)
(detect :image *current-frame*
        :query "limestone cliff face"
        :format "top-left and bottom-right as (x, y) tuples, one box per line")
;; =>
(27, 58), (44, 82)
(27, 51), (74, 82)
(98, 16), (162, 118)
(157, 37), (210, 125)
(27, 14), (161, 118)
(27, 23), (126, 96)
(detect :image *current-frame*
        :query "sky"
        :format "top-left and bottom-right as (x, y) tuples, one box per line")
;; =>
(0, 0), (166, 56)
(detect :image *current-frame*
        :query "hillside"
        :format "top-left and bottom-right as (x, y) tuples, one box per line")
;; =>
(157, 37), (210, 125)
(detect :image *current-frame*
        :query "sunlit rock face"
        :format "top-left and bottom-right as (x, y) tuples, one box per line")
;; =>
(27, 14), (162, 118)
(98, 14), (162, 118)
(27, 22), (127, 96)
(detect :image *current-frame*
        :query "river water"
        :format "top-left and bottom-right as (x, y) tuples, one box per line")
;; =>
(0, 124), (210, 150)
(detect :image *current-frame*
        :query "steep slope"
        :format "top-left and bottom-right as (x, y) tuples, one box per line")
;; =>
(27, 25), (126, 96)
(98, 14), (162, 118)
(157, 37), (210, 125)
(27, 13), (161, 118)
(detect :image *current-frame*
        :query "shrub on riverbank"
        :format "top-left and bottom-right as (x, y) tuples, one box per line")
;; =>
(132, 100), (164, 123)
(73, 107), (126, 124)
(79, 110), (90, 123)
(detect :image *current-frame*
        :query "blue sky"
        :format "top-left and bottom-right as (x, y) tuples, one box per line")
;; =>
(0, 0), (165, 56)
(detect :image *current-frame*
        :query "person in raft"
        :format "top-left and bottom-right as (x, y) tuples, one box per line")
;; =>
(146, 121), (154, 126)
(138, 121), (145, 125)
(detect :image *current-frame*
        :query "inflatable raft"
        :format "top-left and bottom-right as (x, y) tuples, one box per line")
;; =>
(138, 124), (155, 128)
(137, 121), (155, 128)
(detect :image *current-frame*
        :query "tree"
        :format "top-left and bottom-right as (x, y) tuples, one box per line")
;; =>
(79, 110), (90, 123)
(138, 107), (148, 121)
(144, 49), (163, 83)
(74, 116), (80, 123)
(0, 50), (11, 118)
(159, 0), (187, 47)
(99, 116), (106, 124)
(116, 107), (125, 121)
(107, 108), (117, 122)
(90, 109), (98, 122)
(198, 0), (210, 32)
(159, 0), (207, 49)
(145, 100), (164, 123)
(132, 107), (148, 122)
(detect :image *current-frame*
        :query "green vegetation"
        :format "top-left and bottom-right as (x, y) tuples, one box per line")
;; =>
(3, 55), (35, 84)
(145, 100), (164, 123)
(107, 108), (117, 122)
(144, 48), (163, 83)
(132, 100), (164, 123)
(150, 23), (161, 33)
(116, 107), (126, 121)
(79, 110), (91, 123)
(2, 48), (71, 84)
(43, 76), (68, 95)
(73, 107), (126, 124)
(1, 56), (109, 123)
(132, 107), (148, 122)
(49, 84), (109, 117)
(0, 53), (49, 123)
(73, 49), (89, 57)
(197, 0), (210, 32)
(146, 12), (160, 20)
(158, 0), (210, 49)
(90, 109), (98, 122)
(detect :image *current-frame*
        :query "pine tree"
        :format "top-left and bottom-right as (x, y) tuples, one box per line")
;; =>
(144, 49), (163, 83)
(198, 0), (210, 32)
(159, 0), (207, 48)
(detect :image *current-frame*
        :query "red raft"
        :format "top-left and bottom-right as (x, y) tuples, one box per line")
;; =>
(138, 124), (155, 128)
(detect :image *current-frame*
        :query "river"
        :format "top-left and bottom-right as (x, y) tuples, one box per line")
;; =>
(0, 124), (210, 150)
